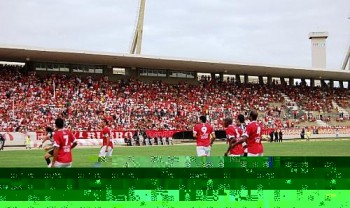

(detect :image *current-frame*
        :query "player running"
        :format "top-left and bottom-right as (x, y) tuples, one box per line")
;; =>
(51, 118), (78, 168)
(98, 119), (113, 162)
(225, 111), (264, 156)
(193, 115), (216, 157)
(39, 127), (55, 167)
(223, 117), (244, 157)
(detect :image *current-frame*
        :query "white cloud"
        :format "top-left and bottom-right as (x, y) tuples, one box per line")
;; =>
(0, 0), (349, 69)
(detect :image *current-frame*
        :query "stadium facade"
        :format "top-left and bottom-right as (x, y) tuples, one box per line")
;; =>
(0, 45), (350, 88)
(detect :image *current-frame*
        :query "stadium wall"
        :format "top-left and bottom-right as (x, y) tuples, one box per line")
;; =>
(1, 132), (37, 146)
(1, 129), (349, 147)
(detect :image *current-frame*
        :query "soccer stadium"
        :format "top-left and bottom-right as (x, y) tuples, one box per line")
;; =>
(0, 0), (350, 207)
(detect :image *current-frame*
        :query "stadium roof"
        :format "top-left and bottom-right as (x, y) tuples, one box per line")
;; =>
(0, 45), (349, 81)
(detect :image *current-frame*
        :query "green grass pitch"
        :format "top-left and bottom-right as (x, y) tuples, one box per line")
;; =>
(0, 140), (349, 167)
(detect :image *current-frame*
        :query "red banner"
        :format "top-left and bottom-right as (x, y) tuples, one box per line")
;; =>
(36, 131), (136, 140)
(145, 130), (180, 138)
(73, 131), (136, 139)
(74, 130), (181, 139)
(37, 130), (181, 139)
(35, 128), (350, 140)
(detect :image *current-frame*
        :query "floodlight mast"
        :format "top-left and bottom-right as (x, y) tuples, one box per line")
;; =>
(130, 0), (146, 54)
(341, 17), (350, 70)
(341, 45), (350, 70)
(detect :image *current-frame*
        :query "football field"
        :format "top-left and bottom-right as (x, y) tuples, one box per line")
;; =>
(0, 139), (349, 168)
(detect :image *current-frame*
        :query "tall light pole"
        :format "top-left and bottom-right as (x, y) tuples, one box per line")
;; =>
(341, 17), (350, 70)
(341, 46), (350, 70)
(130, 0), (146, 54)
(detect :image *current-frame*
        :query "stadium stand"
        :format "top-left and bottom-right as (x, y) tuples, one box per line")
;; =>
(1, 64), (350, 133)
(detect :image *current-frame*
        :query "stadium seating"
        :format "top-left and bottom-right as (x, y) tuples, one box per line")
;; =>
(0, 64), (349, 132)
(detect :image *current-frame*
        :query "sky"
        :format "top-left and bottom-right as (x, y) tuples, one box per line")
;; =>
(0, 0), (349, 69)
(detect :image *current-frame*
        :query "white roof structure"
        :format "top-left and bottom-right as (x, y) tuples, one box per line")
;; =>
(0, 45), (350, 81)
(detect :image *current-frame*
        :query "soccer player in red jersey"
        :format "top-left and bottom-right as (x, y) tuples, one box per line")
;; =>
(227, 111), (264, 156)
(193, 115), (216, 156)
(98, 119), (113, 162)
(51, 118), (78, 168)
(237, 114), (248, 156)
(223, 117), (244, 157)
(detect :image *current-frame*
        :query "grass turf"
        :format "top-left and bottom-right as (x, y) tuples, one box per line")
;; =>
(0, 140), (349, 167)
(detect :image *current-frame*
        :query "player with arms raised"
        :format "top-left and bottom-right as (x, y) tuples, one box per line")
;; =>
(223, 117), (244, 157)
(98, 119), (113, 162)
(225, 111), (263, 156)
(193, 115), (216, 157)
(51, 118), (78, 168)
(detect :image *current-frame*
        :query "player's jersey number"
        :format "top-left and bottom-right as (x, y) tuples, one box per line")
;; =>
(63, 135), (69, 146)
(235, 129), (240, 138)
(255, 138), (261, 143)
(63, 135), (70, 152)
(255, 126), (261, 143)
(201, 127), (208, 139)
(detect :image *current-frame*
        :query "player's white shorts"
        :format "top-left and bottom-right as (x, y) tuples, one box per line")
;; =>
(53, 161), (72, 168)
(99, 146), (113, 157)
(229, 154), (243, 157)
(247, 153), (264, 156)
(196, 146), (211, 156)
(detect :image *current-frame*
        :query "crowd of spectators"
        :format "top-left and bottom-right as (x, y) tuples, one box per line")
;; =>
(1, 65), (350, 132)
(274, 81), (350, 125)
(283, 84), (333, 112)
